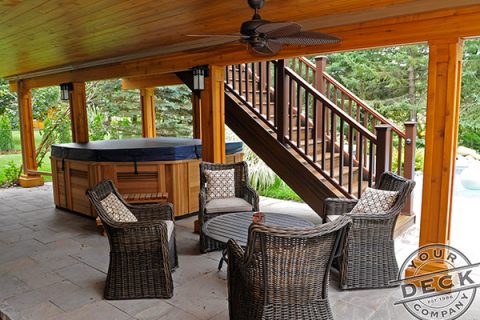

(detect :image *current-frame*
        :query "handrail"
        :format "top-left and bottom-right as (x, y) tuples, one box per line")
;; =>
(322, 73), (406, 138)
(292, 57), (405, 138)
(285, 67), (377, 143)
(27, 169), (52, 176)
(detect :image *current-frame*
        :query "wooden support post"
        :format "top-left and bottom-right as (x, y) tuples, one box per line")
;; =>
(406, 39), (463, 279)
(17, 80), (44, 187)
(200, 65), (226, 163)
(403, 121), (417, 215)
(275, 60), (288, 144)
(192, 93), (202, 139)
(314, 56), (327, 94)
(375, 125), (391, 185)
(140, 88), (156, 138)
(69, 82), (89, 143)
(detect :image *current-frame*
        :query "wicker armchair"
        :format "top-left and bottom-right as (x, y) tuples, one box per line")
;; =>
(227, 216), (351, 320)
(199, 161), (259, 253)
(324, 171), (415, 290)
(86, 180), (178, 300)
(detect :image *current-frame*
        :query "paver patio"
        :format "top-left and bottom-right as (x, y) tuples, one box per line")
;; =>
(1, 182), (479, 320)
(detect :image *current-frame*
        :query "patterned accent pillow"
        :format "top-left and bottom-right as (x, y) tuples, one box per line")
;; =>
(350, 187), (399, 214)
(100, 193), (138, 222)
(205, 169), (235, 202)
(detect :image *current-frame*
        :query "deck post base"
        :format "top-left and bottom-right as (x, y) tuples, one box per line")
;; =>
(18, 174), (44, 188)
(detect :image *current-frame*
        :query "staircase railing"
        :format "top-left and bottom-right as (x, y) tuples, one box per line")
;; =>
(289, 57), (416, 184)
(225, 60), (392, 198)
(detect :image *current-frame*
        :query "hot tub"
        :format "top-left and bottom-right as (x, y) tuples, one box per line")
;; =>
(51, 137), (243, 218)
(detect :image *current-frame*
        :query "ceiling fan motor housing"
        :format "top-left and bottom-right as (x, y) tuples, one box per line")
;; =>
(248, 0), (265, 10)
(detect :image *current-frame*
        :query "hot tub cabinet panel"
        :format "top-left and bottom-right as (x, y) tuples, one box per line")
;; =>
(52, 153), (243, 218)
(50, 138), (243, 218)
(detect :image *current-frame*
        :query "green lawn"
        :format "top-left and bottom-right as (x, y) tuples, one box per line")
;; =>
(11, 130), (43, 150)
(257, 177), (302, 202)
(0, 152), (52, 183)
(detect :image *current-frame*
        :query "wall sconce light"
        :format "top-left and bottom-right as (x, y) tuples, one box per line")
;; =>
(192, 65), (208, 91)
(60, 83), (73, 101)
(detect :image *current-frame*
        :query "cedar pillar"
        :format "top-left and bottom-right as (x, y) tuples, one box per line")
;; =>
(192, 93), (202, 139)
(200, 65), (226, 163)
(17, 80), (44, 187)
(406, 39), (463, 278)
(140, 88), (156, 138)
(403, 121), (417, 215)
(69, 82), (89, 143)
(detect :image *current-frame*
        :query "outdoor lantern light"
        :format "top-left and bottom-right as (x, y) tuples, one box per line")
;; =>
(192, 66), (208, 91)
(60, 83), (73, 101)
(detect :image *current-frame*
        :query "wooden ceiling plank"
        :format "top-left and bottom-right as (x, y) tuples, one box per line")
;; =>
(2, 1), (480, 78)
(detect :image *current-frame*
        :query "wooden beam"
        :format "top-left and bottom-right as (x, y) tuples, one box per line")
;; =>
(406, 38), (463, 277)
(69, 82), (89, 143)
(16, 81), (44, 187)
(140, 88), (156, 138)
(200, 66), (226, 163)
(122, 73), (182, 90)
(192, 93), (201, 139)
(10, 5), (480, 89)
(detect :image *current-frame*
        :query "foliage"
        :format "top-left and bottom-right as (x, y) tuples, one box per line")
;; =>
(37, 103), (71, 167)
(155, 86), (193, 137)
(1, 160), (21, 187)
(0, 114), (13, 151)
(225, 127), (277, 191)
(257, 177), (302, 202)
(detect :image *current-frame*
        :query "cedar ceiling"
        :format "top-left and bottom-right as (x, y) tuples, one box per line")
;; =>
(1, 0), (479, 78)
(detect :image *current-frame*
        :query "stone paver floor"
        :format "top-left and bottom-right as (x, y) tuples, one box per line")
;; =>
(1, 183), (479, 320)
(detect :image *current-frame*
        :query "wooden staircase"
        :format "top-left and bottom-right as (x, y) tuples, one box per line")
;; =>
(223, 58), (417, 220)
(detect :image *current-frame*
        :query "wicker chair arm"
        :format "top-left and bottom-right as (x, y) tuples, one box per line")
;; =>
(244, 184), (260, 211)
(346, 210), (398, 222)
(324, 198), (358, 218)
(107, 220), (171, 245)
(199, 188), (207, 214)
(128, 203), (174, 221)
(227, 239), (246, 265)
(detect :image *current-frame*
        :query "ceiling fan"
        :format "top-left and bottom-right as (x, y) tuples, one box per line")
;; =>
(187, 0), (340, 55)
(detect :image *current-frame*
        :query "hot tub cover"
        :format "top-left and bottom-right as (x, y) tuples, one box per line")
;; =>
(51, 137), (243, 162)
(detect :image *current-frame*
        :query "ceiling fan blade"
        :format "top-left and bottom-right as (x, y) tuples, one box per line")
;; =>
(255, 22), (301, 37)
(274, 31), (341, 45)
(251, 40), (282, 55)
(185, 33), (246, 39)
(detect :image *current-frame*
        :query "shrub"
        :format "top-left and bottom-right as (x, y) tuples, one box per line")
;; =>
(0, 114), (13, 151)
(1, 160), (21, 187)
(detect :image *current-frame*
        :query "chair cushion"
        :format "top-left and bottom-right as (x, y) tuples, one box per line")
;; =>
(163, 220), (174, 241)
(350, 187), (399, 214)
(204, 169), (235, 201)
(100, 193), (138, 222)
(205, 197), (253, 214)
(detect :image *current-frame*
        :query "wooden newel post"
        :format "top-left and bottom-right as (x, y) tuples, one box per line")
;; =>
(375, 124), (392, 185)
(275, 60), (288, 144)
(314, 56), (327, 94)
(403, 121), (417, 215)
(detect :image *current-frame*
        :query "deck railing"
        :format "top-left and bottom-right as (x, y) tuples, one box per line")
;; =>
(289, 56), (416, 185)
